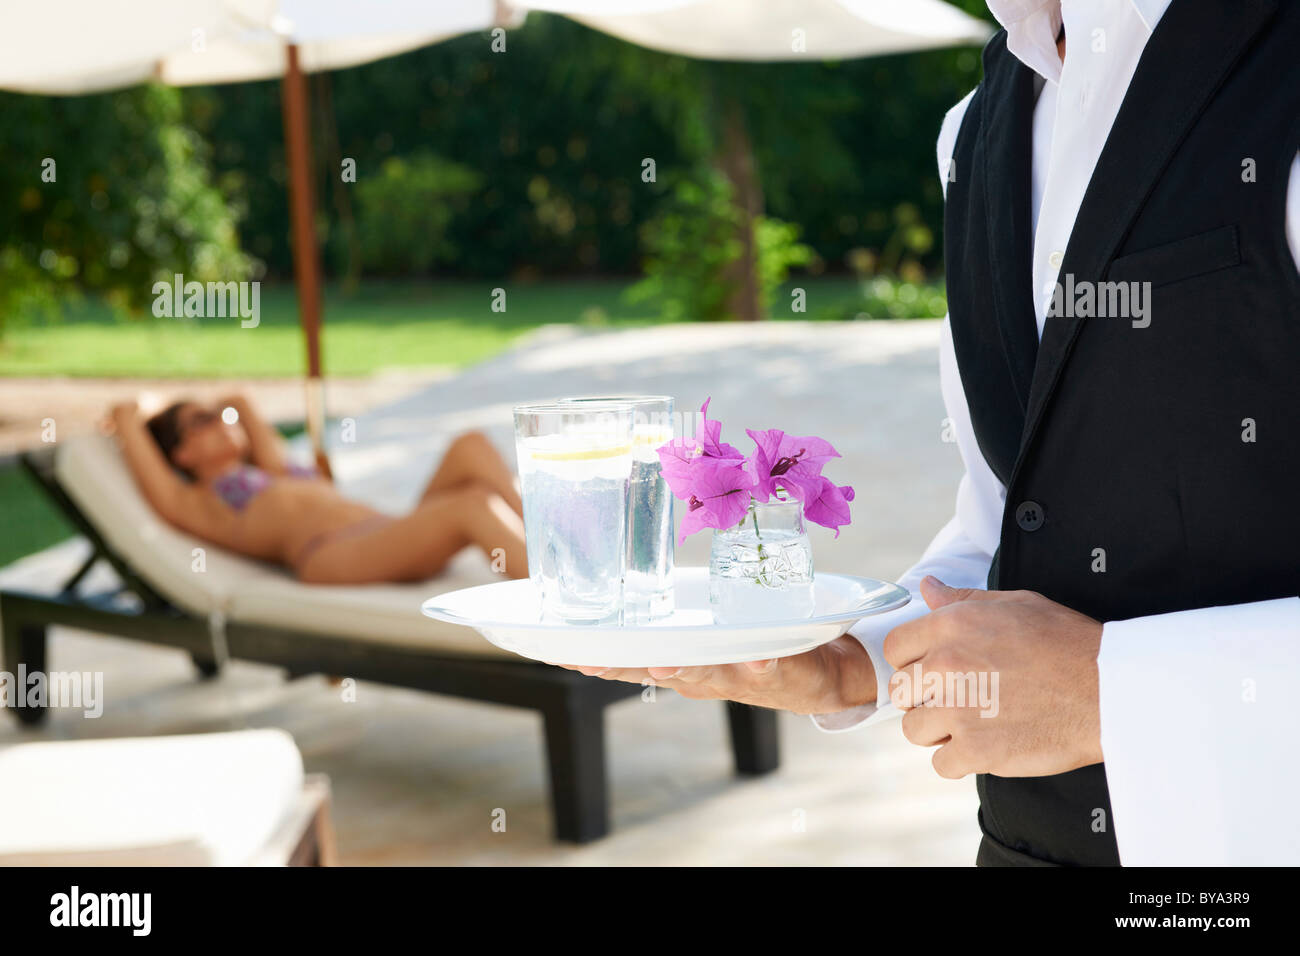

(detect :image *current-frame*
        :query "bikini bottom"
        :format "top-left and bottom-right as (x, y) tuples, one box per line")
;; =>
(291, 516), (393, 572)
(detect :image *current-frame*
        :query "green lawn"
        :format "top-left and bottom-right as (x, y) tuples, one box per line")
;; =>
(0, 276), (945, 378)
(0, 464), (75, 567)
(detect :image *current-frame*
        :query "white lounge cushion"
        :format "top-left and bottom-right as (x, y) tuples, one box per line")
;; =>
(52, 435), (507, 657)
(226, 557), (506, 653)
(0, 729), (304, 866)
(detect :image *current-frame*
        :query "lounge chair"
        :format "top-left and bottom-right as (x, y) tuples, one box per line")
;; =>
(0, 436), (779, 843)
(0, 729), (334, 865)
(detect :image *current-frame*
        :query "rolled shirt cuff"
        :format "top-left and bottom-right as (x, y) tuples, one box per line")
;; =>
(809, 594), (930, 733)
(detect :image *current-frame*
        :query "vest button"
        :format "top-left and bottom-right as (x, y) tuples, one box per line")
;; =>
(1015, 500), (1045, 532)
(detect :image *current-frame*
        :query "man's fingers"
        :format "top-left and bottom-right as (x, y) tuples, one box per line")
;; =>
(889, 660), (930, 709)
(565, 665), (654, 685)
(901, 705), (950, 747)
(931, 740), (976, 780)
(920, 576), (960, 610)
(883, 615), (931, 670)
(604, 668), (651, 683)
(559, 658), (784, 705)
(888, 580), (1017, 669)
(650, 660), (781, 704)
(920, 575), (996, 610)
(659, 665), (716, 685)
(557, 663), (671, 686)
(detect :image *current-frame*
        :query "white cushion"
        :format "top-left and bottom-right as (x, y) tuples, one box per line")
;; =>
(0, 729), (304, 866)
(226, 550), (508, 654)
(53, 435), (508, 657)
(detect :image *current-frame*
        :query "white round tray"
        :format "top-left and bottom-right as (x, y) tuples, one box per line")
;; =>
(422, 567), (909, 667)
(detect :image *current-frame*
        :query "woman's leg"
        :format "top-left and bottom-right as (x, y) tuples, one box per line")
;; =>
(419, 431), (522, 516)
(295, 481), (527, 584)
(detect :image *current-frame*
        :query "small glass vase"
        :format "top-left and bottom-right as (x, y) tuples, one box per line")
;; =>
(708, 495), (815, 625)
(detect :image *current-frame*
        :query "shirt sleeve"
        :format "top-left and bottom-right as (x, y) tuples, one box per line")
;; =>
(1099, 597), (1300, 865)
(811, 88), (1002, 733)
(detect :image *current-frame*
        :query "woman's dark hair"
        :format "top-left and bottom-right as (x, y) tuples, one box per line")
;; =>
(146, 402), (193, 477)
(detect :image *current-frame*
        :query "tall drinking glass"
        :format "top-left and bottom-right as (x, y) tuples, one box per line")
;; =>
(514, 401), (634, 625)
(560, 395), (675, 622)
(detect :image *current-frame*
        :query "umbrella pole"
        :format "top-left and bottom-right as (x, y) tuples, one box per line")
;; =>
(281, 43), (332, 478)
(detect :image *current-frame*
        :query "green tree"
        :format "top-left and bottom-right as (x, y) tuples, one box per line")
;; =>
(0, 84), (253, 334)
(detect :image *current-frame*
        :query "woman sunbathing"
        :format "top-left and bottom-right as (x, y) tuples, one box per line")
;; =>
(109, 396), (527, 584)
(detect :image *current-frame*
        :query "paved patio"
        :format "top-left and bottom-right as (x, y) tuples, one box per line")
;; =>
(0, 319), (981, 865)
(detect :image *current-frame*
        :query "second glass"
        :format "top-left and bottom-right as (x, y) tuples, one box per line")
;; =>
(560, 395), (675, 622)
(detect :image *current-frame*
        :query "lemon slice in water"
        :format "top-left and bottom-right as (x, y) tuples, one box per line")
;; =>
(528, 440), (633, 461)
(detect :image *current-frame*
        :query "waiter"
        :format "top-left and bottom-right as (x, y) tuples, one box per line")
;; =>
(567, 0), (1300, 866)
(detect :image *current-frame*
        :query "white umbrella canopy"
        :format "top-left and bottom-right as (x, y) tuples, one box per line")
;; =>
(517, 0), (991, 61)
(0, 0), (504, 94)
(0, 0), (988, 96)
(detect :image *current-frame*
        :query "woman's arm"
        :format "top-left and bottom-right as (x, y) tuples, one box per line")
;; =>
(220, 394), (291, 475)
(109, 401), (190, 524)
(110, 401), (233, 545)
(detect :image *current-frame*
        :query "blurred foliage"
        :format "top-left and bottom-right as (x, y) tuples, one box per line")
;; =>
(755, 217), (817, 304)
(627, 166), (813, 321)
(627, 168), (742, 320)
(355, 152), (481, 275)
(0, 84), (253, 333)
(177, 13), (989, 282)
(1, 6), (996, 327)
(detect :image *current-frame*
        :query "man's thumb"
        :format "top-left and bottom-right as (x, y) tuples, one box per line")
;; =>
(920, 575), (992, 610)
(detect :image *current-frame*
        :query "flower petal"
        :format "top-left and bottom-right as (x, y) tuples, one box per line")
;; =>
(802, 477), (854, 536)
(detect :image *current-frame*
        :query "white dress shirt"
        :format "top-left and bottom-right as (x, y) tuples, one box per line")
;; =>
(816, 0), (1300, 866)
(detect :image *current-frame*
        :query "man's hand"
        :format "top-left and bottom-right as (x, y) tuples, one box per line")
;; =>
(554, 633), (877, 716)
(884, 576), (1103, 780)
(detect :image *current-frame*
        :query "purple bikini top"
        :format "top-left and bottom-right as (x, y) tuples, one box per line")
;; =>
(212, 463), (318, 511)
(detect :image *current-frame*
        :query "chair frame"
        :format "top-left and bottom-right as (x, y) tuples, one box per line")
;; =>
(1, 447), (780, 843)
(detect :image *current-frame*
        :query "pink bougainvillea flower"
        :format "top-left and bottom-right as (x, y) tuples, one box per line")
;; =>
(657, 396), (746, 492)
(656, 434), (704, 491)
(655, 399), (854, 541)
(656, 399), (757, 543)
(743, 428), (842, 503)
(674, 460), (757, 546)
(695, 397), (747, 460)
(801, 477), (856, 536)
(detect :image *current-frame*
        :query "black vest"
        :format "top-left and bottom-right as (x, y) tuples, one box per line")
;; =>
(944, 0), (1300, 866)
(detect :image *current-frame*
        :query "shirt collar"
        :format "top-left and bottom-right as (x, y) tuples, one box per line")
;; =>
(984, 0), (1174, 83)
